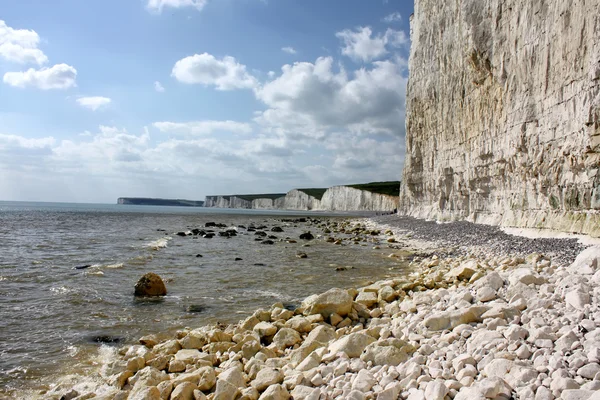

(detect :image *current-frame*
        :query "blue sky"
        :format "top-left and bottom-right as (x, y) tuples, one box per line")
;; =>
(0, 0), (413, 203)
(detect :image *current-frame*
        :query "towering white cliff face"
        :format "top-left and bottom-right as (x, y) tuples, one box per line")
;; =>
(400, 0), (600, 236)
(320, 186), (398, 212)
(281, 190), (322, 210)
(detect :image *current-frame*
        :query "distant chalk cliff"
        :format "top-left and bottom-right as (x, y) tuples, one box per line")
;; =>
(203, 182), (399, 212)
(117, 198), (204, 207)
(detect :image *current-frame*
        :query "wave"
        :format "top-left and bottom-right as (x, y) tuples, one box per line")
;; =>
(244, 289), (297, 302)
(103, 263), (123, 269)
(50, 286), (77, 295)
(146, 237), (172, 251)
(85, 270), (104, 277)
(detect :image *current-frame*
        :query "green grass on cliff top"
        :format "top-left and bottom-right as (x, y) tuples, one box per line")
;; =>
(296, 188), (328, 200)
(219, 193), (287, 201)
(347, 181), (401, 196)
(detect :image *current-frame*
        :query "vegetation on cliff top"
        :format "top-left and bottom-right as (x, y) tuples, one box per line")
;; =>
(297, 188), (328, 200)
(216, 193), (287, 202)
(347, 181), (401, 196)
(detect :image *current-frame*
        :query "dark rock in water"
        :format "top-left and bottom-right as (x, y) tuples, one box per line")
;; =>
(219, 230), (238, 238)
(192, 228), (205, 236)
(257, 225), (268, 230)
(254, 263), (265, 266)
(196, 254), (203, 258)
(74, 264), (92, 270)
(261, 240), (275, 245)
(268, 235), (278, 239)
(184, 304), (206, 313)
(296, 252), (308, 259)
(157, 229), (166, 232)
(134, 273), (167, 296)
(336, 267), (348, 271)
(247, 227), (256, 232)
(238, 225), (246, 229)
(255, 231), (267, 237)
(235, 257), (243, 261)
(88, 334), (123, 344)
(216, 223), (228, 228)
(300, 232), (315, 240)
(176, 231), (187, 237)
(254, 238), (263, 241)
(271, 227), (284, 232)
(205, 222), (217, 227)
(203, 233), (215, 239)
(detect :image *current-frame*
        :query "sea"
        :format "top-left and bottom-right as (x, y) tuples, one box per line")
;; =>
(0, 201), (408, 398)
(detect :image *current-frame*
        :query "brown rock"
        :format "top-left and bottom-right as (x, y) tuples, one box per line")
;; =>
(135, 273), (167, 296)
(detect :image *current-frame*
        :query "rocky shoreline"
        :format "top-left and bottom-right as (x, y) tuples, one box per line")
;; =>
(41, 217), (600, 400)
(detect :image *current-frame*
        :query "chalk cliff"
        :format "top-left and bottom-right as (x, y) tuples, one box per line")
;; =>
(400, 0), (600, 236)
(320, 186), (398, 212)
(204, 196), (252, 209)
(280, 189), (322, 211)
(203, 185), (398, 211)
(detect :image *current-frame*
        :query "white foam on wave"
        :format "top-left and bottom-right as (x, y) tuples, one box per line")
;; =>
(50, 286), (76, 295)
(147, 236), (172, 250)
(248, 289), (296, 302)
(85, 270), (104, 277)
(104, 263), (124, 269)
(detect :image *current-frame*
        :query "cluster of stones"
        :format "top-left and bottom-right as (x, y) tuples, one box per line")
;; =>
(58, 244), (600, 400)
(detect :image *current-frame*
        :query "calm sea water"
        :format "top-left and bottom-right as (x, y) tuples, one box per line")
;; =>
(0, 201), (407, 397)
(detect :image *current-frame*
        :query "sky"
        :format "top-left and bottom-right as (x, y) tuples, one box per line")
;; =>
(0, 0), (413, 203)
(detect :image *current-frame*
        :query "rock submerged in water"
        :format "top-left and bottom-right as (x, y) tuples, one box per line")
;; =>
(299, 231), (315, 240)
(134, 273), (167, 297)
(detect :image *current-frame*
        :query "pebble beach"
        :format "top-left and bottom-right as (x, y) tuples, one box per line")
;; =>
(34, 216), (600, 400)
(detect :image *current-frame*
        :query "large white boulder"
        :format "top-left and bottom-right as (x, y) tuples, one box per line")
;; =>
(360, 339), (416, 366)
(568, 246), (600, 275)
(423, 306), (488, 331)
(328, 333), (375, 358)
(301, 288), (353, 318)
(251, 368), (284, 392)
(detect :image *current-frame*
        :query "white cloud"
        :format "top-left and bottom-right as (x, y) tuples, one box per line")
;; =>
(76, 96), (112, 111)
(254, 56), (407, 138)
(0, 20), (48, 65)
(147, 0), (207, 13)
(3, 64), (77, 90)
(172, 53), (257, 90)
(336, 26), (408, 62)
(0, 133), (55, 153)
(281, 47), (297, 55)
(0, 42), (48, 65)
(383, 12), (402, 23)
(154, 81), (165, 92)
(153, 120), (252, 135)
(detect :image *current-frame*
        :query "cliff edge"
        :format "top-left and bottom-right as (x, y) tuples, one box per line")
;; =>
(400, 0), (600, 236)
